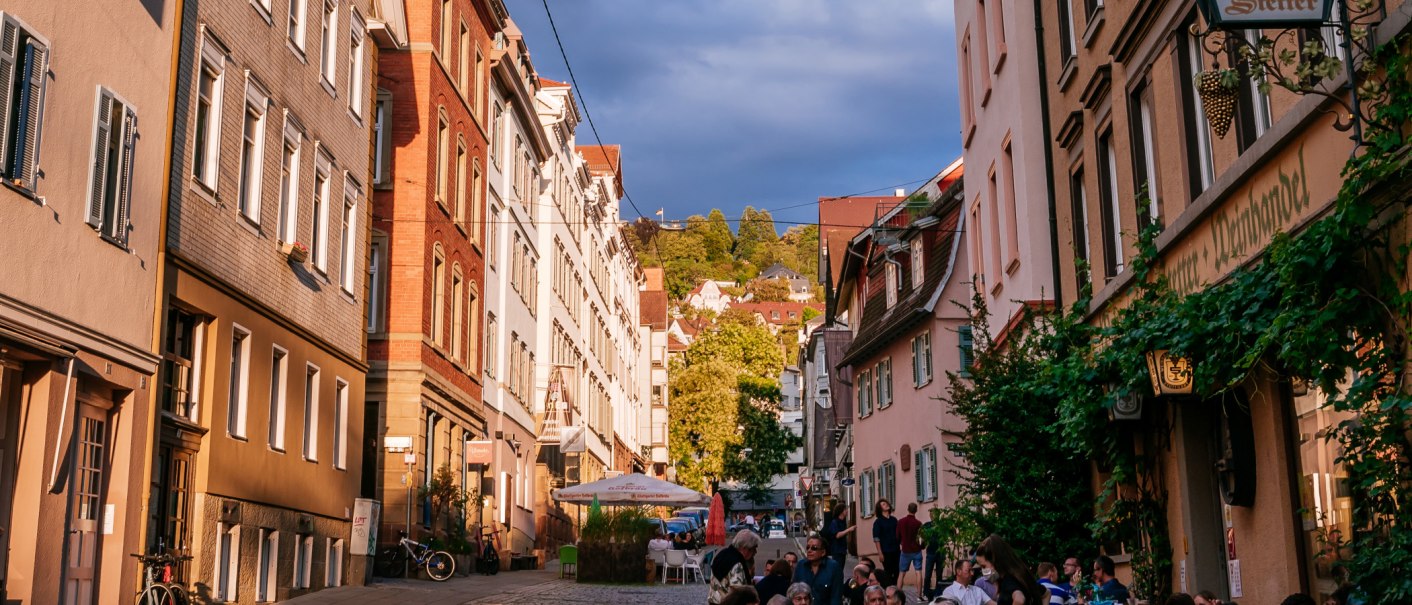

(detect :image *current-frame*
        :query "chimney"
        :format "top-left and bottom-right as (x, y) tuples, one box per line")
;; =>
(895, 188), (906, 197)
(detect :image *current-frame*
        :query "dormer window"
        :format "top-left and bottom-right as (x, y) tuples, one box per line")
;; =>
(910, 238), (925, 288)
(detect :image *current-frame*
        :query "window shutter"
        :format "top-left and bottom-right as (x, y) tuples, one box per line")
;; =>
(928, 447), (938, 500)
(0, 17), (18, 168)
(914, 449), (924, 500)
(13, 37), (46, 186)
(910, 336), (919, 387)
(958, 326), (973, 376)
(115, 108), (137, 244)
(88, 93), (113, 229)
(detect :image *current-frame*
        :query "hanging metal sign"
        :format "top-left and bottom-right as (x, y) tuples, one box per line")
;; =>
(1196, 0), (1336, 29)
(1145, 350), (1195, 396)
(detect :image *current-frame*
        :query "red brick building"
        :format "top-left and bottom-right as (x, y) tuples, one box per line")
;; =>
(367, 0), (502, 549)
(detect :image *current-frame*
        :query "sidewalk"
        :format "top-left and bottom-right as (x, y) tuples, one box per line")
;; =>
(279, 566), (561, 605)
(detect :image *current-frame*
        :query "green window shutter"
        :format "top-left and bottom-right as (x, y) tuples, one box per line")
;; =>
(958, 326), (974, 377)
(914, 449), (924, 500)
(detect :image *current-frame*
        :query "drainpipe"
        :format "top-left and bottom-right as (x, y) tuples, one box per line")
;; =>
(46, 357), (76, 493)
(1034, 0), (1064, 310)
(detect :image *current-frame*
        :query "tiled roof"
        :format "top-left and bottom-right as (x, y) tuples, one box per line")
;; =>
(539, 77), (569, 88)
(640, 290), (669, 329)
(820, 196), (902, 289)
(727, 301), (822, 325)
(579, 145), (623, 198)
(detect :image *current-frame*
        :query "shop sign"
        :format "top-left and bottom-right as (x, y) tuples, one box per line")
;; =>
(1197, 0), (1335, 28)
(465, 440), (494, 465)
(1145, 350), (1195, 396)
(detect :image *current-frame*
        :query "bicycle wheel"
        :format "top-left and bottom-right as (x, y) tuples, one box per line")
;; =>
(137, 584), (175, 605)
(375, 547), (407, 578)
(165, 584), (189, 605)
(425, 550), (456, 581)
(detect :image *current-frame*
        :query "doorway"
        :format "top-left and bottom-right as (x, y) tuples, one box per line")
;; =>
(63, 402), (110, 605)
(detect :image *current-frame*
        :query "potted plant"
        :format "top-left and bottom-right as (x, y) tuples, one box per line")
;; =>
(576, 506), (655, 583)
(282, 240), (310, 263)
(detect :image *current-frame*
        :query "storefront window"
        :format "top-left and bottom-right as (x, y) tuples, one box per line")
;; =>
(1292, 386), (1355, 601)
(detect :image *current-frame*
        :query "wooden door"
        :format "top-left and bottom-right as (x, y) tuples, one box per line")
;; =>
(64, 404), (108, 605)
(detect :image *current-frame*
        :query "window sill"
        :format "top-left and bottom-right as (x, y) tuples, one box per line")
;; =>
(980, 84), (992, 108)
(287, 39), (308, 64)
(1, 179), (41, 203)
(98, 232), (131, 253)
(1057, 56), (1078, 92)
(320, 78), (336, 99)
(229, 433), (249, 442)
(250, 0), (273, 25)
(1082, 6), (1105, 49)
(992, 46), (1007, 75)
(239, 214), (263, 236)
(963, 123), (976, 149)
(1005, 258), (1021, 276)
(191, 177), (220, 206)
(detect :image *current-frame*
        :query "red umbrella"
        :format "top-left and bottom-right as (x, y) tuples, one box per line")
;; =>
(706, 492), (727, 546)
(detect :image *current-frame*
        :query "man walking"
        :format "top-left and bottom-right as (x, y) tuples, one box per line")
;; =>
(895, 503), (923, 596)
(793, 535), (844, 605)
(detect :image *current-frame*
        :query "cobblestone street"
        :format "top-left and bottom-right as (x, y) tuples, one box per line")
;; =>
(280, 564), (710, 605)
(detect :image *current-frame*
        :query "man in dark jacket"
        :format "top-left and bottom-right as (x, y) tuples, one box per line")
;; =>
(793, 535), (844, 605)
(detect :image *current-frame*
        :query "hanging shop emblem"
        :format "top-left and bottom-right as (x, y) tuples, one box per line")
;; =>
(1196, 0), (1336, 29)
(1145, 350), (1195, 396)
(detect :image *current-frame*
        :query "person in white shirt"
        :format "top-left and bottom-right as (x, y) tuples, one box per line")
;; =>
(649, 531), (672, 552)
(941, 560), (996, 605)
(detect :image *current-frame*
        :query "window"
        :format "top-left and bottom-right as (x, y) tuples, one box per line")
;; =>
(1084, 0), (1104, 20)
(86, 89), (137, 246)
(914, 445), (938, 502)
(1058, 0), (1077, 60)
(988, 0), (1007, 70)
(319, 0), (338, 87)
(303, 363), (320, 461)
(1180, 26), (1216, 194)
(973, 2), (992, 93)
(0, 14), (49, 190)
(432, 246), (446, 345)
(439, 0), (452, 61)
(910, 238), (925, 289)
(1234, 30), (1272, 152)
(347, 12), (365, 118)
(490, 103), (502, 167)
(450, 267), (464, 359)
(1129, 82), (1160, 225)
(487, 205), (499, 267)
(474, 49), (485, 119)
(293, 534), (313, 588)
(876, 358), (893, 409)
(470, 162), (483, 244)
(1069, 167), (1091, 275)
(879, 461), (896, 508)
(239, 80), (270, 224)
(216, 523), (240, 602)
(958, 326), (975, 377)
(162, 308), (205, 420)
(969, 200), (985, 287)
(257, 528), (278, 602)
(287, 0), (307, 53)
(367, 238), (384, 332)
(339, 178), (359, 293)
(1097, 129), (1123, 278)
(458, 22), (470, 93)
(1001, 139), (1019, 268)
(987, 168), (1002, 287)
(228, 326), (251, 439)
(454, 139), (466, 224)
(468, 286), (480, 372)
(333, 378), (348, 469)
(269, 346), (288, 451)
(485, 314), (497, 377)
(311, 151), (332, 272)
(192, 33), (226, 190)
(373, 92), (391, 186)
(435, 110), (448, 207)
(857, 369), (872, 418)
(959, 34), (976, 141)
(912, 330), (933, 386)
(277, 115), (302, 243)
(326, 538), (345, 587)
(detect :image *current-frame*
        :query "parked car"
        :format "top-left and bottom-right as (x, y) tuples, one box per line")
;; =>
(675, 507), (710, 528)
(667, 516), (703, 541)
(648, 518), (691, 538)
(765, 519), (787, 539)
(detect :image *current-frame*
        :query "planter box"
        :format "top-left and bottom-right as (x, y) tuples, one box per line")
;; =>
(281, 242), (309, 263)
(576, 541), (650, 583)
(453, 554), (474, 577)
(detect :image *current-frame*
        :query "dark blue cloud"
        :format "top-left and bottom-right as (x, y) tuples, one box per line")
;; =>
(511, 0), (961, 231)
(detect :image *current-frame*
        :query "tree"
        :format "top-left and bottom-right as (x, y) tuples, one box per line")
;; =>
(685, 317), (784, 378)
(702, 209), (736, 263)
(744, 278), (792, 302)
(722, 375), (803, 492)
(784, 224), (820, 282)
(668, 359), (741, 492)
(734, 207), (779, 266)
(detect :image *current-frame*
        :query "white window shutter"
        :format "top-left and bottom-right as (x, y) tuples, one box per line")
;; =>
(13, 36), (46, 186)
(0, 16), (18, 167)
(88, 92), (113, 229)
(116, 107), (137, 244)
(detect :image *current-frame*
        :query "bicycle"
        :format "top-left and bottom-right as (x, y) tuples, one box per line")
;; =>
(131, 552), (191, 605)
(376, 531), (456, 581)
(476, 526), (502, 575)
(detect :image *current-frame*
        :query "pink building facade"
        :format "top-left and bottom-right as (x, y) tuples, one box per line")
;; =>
(953, 0), (1058, 338)
(834, 164), (968, 561)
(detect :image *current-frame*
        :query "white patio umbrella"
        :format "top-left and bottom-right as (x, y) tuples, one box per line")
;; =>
(552, 473), (710, 507)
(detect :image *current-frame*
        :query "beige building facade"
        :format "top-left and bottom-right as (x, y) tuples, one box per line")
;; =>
(0, 0), (177, 602)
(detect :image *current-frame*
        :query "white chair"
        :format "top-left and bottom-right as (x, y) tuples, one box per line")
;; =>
(663, 549), (688, 584)
(649, 549), (668, 582)
(683, 551), (705, 584)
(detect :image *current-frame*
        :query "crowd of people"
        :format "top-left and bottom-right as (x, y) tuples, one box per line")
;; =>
(707, 497), (1346, 605)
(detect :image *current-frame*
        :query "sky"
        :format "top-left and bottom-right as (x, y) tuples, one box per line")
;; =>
(509, 0), (962, 233)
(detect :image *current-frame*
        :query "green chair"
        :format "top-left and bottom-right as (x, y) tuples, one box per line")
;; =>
(559, 544), (578, 579)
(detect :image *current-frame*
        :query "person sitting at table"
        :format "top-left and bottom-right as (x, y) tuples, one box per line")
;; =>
(674, 531), (696, 550)
(649, 531), (671, 553)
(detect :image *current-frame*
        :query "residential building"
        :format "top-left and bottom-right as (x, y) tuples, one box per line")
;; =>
(638, 267), (672, 480)
(482, 17), (546, 556)
(0, 1), (176, 601)
(683, 280), (736, 314)
(1033, 1), (1412, 601)
(367, 0), (492, 566)
(155, 0), (392, 599)
(953, 0), (1058, 341)
(758, 262), (816, 302)
(833, 163), (968, 562)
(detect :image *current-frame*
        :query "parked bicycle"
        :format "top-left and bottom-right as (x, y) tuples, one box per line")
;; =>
(376, 531), (456, 581)
(131, 552), (191, 605)
(477, 526), (502, 575)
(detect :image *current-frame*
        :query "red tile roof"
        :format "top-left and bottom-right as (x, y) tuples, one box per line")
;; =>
(539, 77), (570, 88)
(727, 301), (822, 325)
(579, 145), (624, 198)
(640, 291), (669, 330)
(819, 196), (902, 287)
